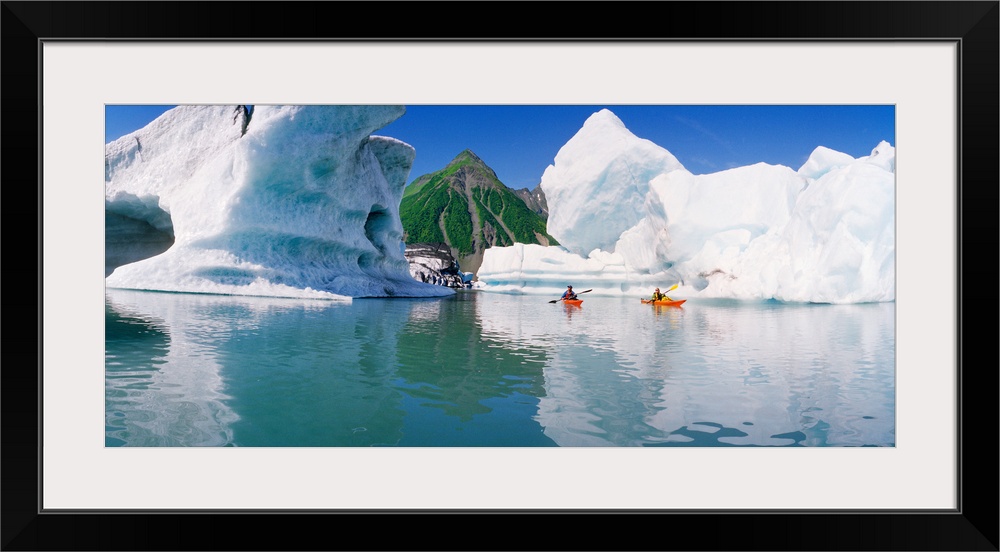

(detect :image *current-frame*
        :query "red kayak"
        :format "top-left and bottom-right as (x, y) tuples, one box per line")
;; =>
(641, 298), (686, 307)
(563, 299), (583, 306)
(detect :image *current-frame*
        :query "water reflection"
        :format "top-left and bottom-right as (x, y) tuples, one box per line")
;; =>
(106, 290), (241, 446)
(395, 297), (549, 421)
(106, 289), (555, 446)
(475, 294), (894, 447)
(106, 289), (894, 447)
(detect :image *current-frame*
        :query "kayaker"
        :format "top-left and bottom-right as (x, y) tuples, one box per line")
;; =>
(562, 285), (578, 301)
(651, 287), (671, 301)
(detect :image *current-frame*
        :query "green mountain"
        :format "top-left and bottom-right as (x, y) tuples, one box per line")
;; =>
(400, 149), (558, 276)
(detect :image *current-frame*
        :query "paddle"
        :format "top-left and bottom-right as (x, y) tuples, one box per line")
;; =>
(549, 289), (592, 303)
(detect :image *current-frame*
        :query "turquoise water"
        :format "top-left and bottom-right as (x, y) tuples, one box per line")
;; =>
(105, 288), (895, 447)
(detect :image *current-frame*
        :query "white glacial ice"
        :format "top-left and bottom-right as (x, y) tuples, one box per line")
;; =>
(105, 105), (455, 300)
(477, 109), (895, 304)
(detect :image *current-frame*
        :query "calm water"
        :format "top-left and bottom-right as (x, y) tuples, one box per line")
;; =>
(106, 288), (895, 447)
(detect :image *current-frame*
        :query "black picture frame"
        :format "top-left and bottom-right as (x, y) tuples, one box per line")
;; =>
(4, 1), (997, 550)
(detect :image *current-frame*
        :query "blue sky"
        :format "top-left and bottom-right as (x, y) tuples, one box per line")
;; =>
(106, 104), (894, 190)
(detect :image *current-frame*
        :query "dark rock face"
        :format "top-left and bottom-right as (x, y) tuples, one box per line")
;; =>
(404, 243), (471, 288)
(513, 185), (548, 219)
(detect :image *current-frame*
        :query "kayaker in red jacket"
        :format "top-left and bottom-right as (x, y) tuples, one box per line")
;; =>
(562, 286), (578, 301)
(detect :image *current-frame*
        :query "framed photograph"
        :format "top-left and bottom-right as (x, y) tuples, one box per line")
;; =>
(6, 1), (997, 550)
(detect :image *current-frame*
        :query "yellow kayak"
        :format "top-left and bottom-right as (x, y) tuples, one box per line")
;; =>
(641, 298), (686, 307)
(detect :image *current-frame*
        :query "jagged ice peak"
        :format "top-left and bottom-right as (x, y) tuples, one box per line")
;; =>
(479, 109), (895, 304)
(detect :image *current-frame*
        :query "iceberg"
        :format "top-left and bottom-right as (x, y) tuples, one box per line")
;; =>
(477, 109), (895, 304)
(105, 105), (454, 300)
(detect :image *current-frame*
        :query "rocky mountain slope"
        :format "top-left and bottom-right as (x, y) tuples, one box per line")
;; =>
(513, 185), (548, 218)
(400, 150), (557, 277)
